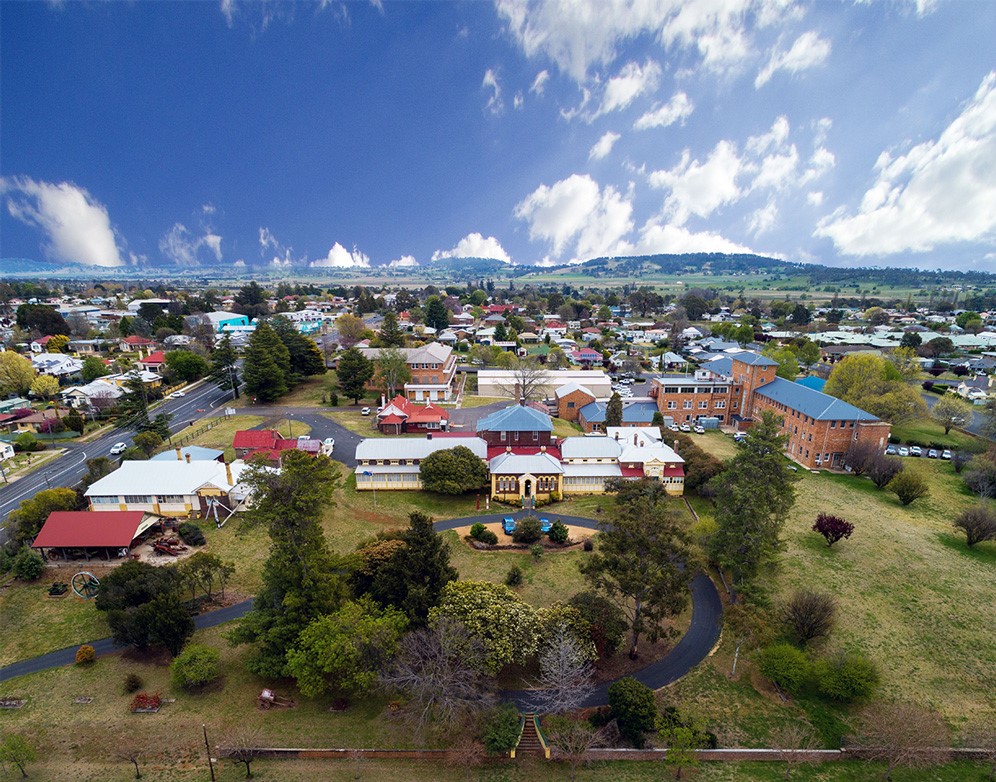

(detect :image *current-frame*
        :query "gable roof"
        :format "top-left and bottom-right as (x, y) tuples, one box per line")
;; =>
(32, 511), (154, 549)
(755, 377), (879, 421)
(561, 436), (622, 459)
(731, 352), (779, 368)
(150, 445), (224, 462)
(476, 404), (553, 433)
(795, 376), (827, 392)
(488, 451), (564, 475)
(356, 436), (487, 461)
(578, 401), (658, 424)
(84, 460), (249, 497)
(698, 356), (734, 376)
(554, 381), (595, 399)
(233, 429), (282, 449)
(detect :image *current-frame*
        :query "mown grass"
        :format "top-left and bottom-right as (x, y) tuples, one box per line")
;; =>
(321, 408), (385, 437)
(890, 418), (985, 450)
(459, 395), (507, 408)
(0, 583), (110, 666)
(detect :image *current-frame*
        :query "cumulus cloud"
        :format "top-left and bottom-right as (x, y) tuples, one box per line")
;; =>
(632, 220), (754, 254)
(388, 254), (419, 268)
(800, 146), (835, 184)
(755, 30), (831, 88)
(747, 200), (778, 236)
(816, 72), (996, 255)
(159, 223), (224, 266)
(530, 69), (550, 95)
(596, 59), (661, 117)
(431, 233), (512, 263)
(514, 173), (634, 262)
(311, 242), (371, 268)
(589, 131), (621, 160)
(259, 226), (280, 251)
(1, 176), (124, 267)
(482, 68), (503, 114)
(634, 92), (694, 130)
(648, 141), (743, 225)
(807, 191), (824, 206)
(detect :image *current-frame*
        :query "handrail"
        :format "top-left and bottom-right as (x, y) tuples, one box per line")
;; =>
(532, 714), (551, 760)
(509, 713), (527, 759)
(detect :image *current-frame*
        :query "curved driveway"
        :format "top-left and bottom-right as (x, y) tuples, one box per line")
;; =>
(1, 512), (723, 704)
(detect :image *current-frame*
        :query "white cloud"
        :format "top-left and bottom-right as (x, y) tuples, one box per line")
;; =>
(482, 68), (503, 114)
(158, 223), (224, 266)
(259, 226), (279, 251)
(514, 173), (633, 262)
(634, 92), (694, 130)
(747, 200), (778, 236)
(271, 257), (292, 269)
(752, 145), (799, 190)
(388, 254), (419, 268)
(596, 59), (661, 117)
(755, 30), (831, 88)
(530, 69), (550, 95)
(800, 146), (835, 184)
(746, 115), (791, 155)
(816, 71), (996, 255)
(513, 91), (524, 109)
(589, 131), (621, 160)
(311, 242), (370, 268)
(807, 191), (824, 206)
(647, 141), (743, 225)
(431, 233), (512, 263)
(632, 220), (754, 255)
(233, 259), (246, 268)
(220, 0), (235, 26)
(201, 203), (216, 215)
(369, 0), (384, 14)
(1, 176), (124, 267)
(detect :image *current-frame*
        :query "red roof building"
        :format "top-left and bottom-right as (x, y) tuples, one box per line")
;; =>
(376, 395), (449, 434)
(232, 429), (322, 463)
(137, 351), (166, 373)
(32, 511), (156, 558)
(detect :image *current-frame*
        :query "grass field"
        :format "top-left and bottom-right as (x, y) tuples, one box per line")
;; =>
(890, 418), (985, 450)
(460, 395), (507, 408)
(321, 408), (384, 437)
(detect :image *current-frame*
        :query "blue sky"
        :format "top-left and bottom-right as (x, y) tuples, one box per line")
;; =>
(1, 0), (994, 272)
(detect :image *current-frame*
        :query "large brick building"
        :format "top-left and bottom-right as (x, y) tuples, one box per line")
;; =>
(358, 342), (458, 401)
(651, 352), (890, 470)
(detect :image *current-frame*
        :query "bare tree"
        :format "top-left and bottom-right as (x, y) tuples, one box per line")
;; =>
(548, 717), (602, 782)
(853, 701), (950, 781)
(381, 618), (494, 730)
(220, 728), (264, 778)
(529, 624), (595, 715)
(844, 440), (877, 475)
(496, 356), (549, 402)
(867, 454), (903, 489)
(771, 724), (819, 780)
(115, 738), (145, 779)
(782, 590), (836, 646)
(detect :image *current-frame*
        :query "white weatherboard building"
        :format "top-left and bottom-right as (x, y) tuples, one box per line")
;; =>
(354, 435), (487, 490)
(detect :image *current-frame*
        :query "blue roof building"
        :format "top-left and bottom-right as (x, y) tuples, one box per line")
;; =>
(477, 404), (553, 433)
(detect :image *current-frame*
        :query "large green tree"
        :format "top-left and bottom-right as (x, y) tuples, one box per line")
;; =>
(16, 303), (69, 335)
(824, 353), (927, 424)
(374, 345), (411, 398)
(378, 310), (405, 347)
(709, 411), (797, 596)
(930, 394), (974, 435)
(336, 347), (374, 404)
(3, 487), (78, 550)
(579, 479), (689, 658)
(424, 295), (450, 331)
(228, 451), (344, 677)
(605, 392), (623, 427)
(419, 446), (489, 495)
(271, 316), (325, 382)
(0, 351), (36, 397)
(210, 333), (240, 398)
(164, 350), (209, 383)
(242, 322), (290, 403)
(81, 355), (110, 382)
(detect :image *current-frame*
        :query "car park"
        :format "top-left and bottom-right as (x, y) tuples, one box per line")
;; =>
(927, 449), (939, 459)
(898, 446), (910, 457)
(169, 391), (186, 398)
(361, 407), (371, 416)
(885, 445), (898, 455)
(679, 423), (691, 432)
(910, 446), (922, 457)
(502, 517), (516, 535)
(693, 425), (705, 434)
(941, 449), (952, 460)
(110, 442), (127, 455)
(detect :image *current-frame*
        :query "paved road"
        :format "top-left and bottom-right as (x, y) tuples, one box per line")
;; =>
(0, 513), (723, 706)
(0, 380), (236, 547)
(921, 391), (992, 440)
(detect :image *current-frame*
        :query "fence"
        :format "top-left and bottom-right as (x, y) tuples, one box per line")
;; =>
(154, 416), (223, 453)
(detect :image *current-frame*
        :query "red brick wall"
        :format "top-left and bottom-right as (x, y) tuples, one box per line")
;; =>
(557, 389), (595, 421)
(479, 430), (554, 447)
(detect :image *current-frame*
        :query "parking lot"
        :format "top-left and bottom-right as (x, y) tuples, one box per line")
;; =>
(885, 444), (952, 460)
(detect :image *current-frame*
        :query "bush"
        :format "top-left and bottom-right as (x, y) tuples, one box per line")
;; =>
(130, 692), (163, 712)
(888, 470), (930, 506)
(511, 516), (543, 544)
(123, 673), (144, 693)
(13, 432), (42, 452)
(583, 539), (594, 552)
(469, 522), (487, 540)
(954, 504), (996, 547)
(548, 520), (569, 544)
(477, 529), (498, 545)
(530, 543), (544, 560)
(569, 591), (628, 658)
(482, 703), (521, 755)
(75, 644), (96, 666)
(814, 651), (879, 702)
(783, 590), (836, 646)
(177, 522), (206, 546)
(757, 643), (809, 694)
(330, 392), (339, 407)
(170, 644), (221, 691)
(607, 676), (658, 747)
(504, 565), (523, 587)
(11, 546), (44, 581)
(812, 513), (854, 548)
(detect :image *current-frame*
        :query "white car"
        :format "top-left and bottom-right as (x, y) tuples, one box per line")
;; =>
(668, 424), (679, 432)
(169, 391), (186, 398)
(360, 407), (372, 416)
(898, 446), (910, 457)
(323, 437), (335, 454)
(941, 449), (952, 460)
(910, 446), (922, 457)
(110, 442), (127, 455)
(693, 425), (706, 434)
(679, 423), (692, 432)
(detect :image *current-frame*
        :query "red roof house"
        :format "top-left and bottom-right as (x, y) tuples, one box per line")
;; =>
(137, 351), (166, 373)
(32, 511), (156, 557)
(376, 395), (449, 434)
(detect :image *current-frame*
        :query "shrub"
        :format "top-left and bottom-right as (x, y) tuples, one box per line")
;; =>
(177, 522), (206, 546)
(469, 522), (487, 540)
(757, 643), (809, 694)
(476, 528), (498, 545)
(867, 454), (903, 489)
(13, 432), (41, 452)
(582, 539), (594, 552)
(548, 520), (569, 544)
(812, 513), (854, 548)
(888, 470), (930, 506)
(11, 546), (44, 581)
(530, 543), (544, 560)
(130, 692), (163, 712)
(123, 673), (144, 693)
(569, 591), (628, 658)
(607, 676), (658, 747)
(512, 516), (543, 544)
(814, 651), (879, 702)
(330, 392), (339, 406)
(548, 491), (561, 503)
(75, 644), (96, 666)
(954, 504), (996, 547)
(504, 565), (523, 587)
(482, 703), (521, 755)
(783, 590), (836, 646)
(170, 644), (221, 691)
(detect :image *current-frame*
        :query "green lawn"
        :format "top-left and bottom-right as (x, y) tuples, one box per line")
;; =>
(890, 418), (985, 450)
(321, 408), (386, 437)
(460, 395), (507, 408)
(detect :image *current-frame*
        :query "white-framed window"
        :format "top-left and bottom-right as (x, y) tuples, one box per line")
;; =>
(715, 401), (726, 409)
(157, 495), (184, 504)
(667, 401), (676, 410)
(698, 401), (708, 409)
(91, 496), (118, 504)
(683, 400), (692, 409)
(123, 495), (151, 504)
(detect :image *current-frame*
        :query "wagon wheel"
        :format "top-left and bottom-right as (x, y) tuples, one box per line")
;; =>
(71, 571), (100, 599)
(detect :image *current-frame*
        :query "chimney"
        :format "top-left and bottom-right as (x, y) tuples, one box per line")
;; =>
(225, 460), (233, 486)
(540, 445), (546, 452)
(175, 446), (182, 461)
(633, 433), (638, 446)
(674, 440), (679, 453)
(426, 433), (432, 440)
(185, 453), (191, 463)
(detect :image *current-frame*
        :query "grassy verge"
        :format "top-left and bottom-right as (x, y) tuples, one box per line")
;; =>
(0, 583), (110, 666)
(459, 395), (507, 408)
(321, 408), (384, 437)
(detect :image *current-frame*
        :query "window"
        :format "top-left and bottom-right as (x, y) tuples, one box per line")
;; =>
(715, 401), (726, 409)
(157, 495), (184, 504)
(500, 431), (507, 442)
(91, 496), (117, 504)
(830, 421), (836, 428)
(123, 495), (152, 504)
(567, 401), (575, 409)
(699, 401), (708, 409)
(532, 431), (539, 441)
(667, 401), (676, 410)
(683, 400), (692, 409)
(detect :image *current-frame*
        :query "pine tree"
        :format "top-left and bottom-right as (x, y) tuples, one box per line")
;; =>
(210, 333), (240, 398)
(336, 348), (374, 404)
(605, 392), (623, 427)
(242, 322), (290, 403)
(424, 295), (450, 331)
(379, 310), (405, 347)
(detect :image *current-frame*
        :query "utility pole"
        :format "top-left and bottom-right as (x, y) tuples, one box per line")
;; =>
(203, 723), (216, 782)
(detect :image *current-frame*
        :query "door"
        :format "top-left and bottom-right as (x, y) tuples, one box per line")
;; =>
(523, 479), (532, 498)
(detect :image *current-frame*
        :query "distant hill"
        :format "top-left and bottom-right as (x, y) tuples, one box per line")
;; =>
(0, 257), (84, 275)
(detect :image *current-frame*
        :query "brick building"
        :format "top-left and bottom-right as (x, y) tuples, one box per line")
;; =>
(476, 402), (554, 447)
(358, 342), (457, 402)
(554, 382), (596, 422)
(651, 352), (890, 470)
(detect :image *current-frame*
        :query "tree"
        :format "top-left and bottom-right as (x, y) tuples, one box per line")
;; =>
(12, 546), (44, 580)
(496, 356), (547, 402)
(764, 346), (800, 380)
(132, 431), (162, 457)
(0, 351), (36, 397)
(757, 643), (809, 695)
(374, 345), (411, 398)
(899, 331), (922, 350)
(710, 411), (796, 595)
(419, 446), (489, 495)
(888, 469), (929, 506)
(114, 736), (146, 779)
(824, 353), (927, 425)
(529, 623), (595, 714)
(29, 373), (60, 402)
(512, 516), (543, 544)
(429, 581), (541, 674)
(843, 440), (878, 476)
(983, 398), (996, 439)
(867, 453), (903, 489)
(671, 433), (724, 494)
(568, 591), (628, 658)
(242, 322), (290, 403)
(953, 504), (996, 547)
(233, 281), (269, 320)
(210, 333), (240, 398)
(813, 650), (879, 702)
(170, 643), (221, 690)
(3, 487), (78, 550)
(287, 598), (407, 700)
(46, 333), (70, 353)
(546, 346), (569, 369)
(221, 728), (264, 779)
(605, 392), (623, 427)
(853, 701), (950, 781)
(493, 321), (508, 343)
(812, 513), (854, 547)
(116, 374), (152, 430)
(0, 733), (36, 778)
(381, 617), (493, 729)
(661, 724), (705, 780)
(81, 355), (110, 382)
(770, 724), (818, 780)
(227, 452), (344, 677)
(424, 295), (450, 331)
(105, 589), (194, 656)
(546, 716), (601, 782)
(482, 703), (521, 755)
(366, 510), (458, 626)
(782, 590), (836, 646)
(930, 394), (974, 435)
(607, 677), (657, 747)
(579, 479), (689, 658)
(179, 551), (235, 601)
(164, 350), (209, 383)
(16, 302), (69, 335)
(336, 347), (374, 404)
(379, 310), (405, 347)
(270, 316), (325, 381)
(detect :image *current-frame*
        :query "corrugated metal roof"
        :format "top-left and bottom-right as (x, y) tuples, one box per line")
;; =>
(562, 463), (622, 477)
(795, 376), (827, 392)
(355, 436), (487, 461)
(150, 446), (224, 462)
(755, 377), (879, 421)
(489, 452), (564, 474)
(84, 460), (249, 496)
(561, 437), (622, 459)
(732, 352), (779, 367)
(619, 443), (684, 464)
(32, 511), (152, 549)
(476, 405), (553, 433)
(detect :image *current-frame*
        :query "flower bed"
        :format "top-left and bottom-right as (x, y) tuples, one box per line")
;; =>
(130, 692), (163, 713)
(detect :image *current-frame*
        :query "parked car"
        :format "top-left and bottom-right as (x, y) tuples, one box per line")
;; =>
(502, 517), (516, 535)
(669, 424), (680, 432)
(110, 442), (127, 455)
(693, 425), (705, 434)
(679, 423), (691, 432)
(169, 391), (185, 398)
(910, 446), (922, 457)
(898, 446), (910, 457)
(539, 517), (552, 533)
(927, 449), (939, 459)
(297, 434), (311, 442)
(323, 437), (335, 453)
(733, 432), (746, 442)
(885, 445), (898, 455)
(941, 449), (953, 460)
(360, 407), (371, 416)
